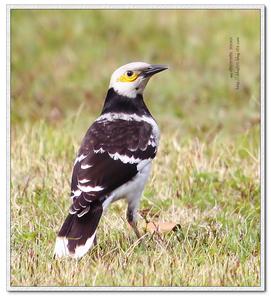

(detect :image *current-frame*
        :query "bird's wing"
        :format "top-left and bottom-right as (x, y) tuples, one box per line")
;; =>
(69, 117), (157, 216)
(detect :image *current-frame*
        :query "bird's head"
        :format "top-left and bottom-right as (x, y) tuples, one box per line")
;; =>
(109, 62), (168, 98)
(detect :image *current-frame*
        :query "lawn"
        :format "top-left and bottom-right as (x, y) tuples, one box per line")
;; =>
(10, 9), (261, 287)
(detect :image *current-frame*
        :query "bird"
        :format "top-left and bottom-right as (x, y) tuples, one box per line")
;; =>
(54, 62), (168, 258)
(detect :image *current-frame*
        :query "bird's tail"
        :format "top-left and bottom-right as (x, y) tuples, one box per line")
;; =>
(54, 202), (103, 259)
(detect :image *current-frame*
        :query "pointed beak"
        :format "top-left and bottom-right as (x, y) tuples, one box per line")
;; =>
(142, 64), (168, 78)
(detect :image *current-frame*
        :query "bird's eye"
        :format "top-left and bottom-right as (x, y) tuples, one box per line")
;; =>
(118, 70), (138, 82)
(126, 71), (133, 77)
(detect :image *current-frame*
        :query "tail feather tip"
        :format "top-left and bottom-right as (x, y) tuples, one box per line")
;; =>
(54, 237), (69, 258)
(72, 231), (97, 259)
(53, 232), (96, 259)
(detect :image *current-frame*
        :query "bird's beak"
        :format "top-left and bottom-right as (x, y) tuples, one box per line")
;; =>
(142, 64), (168, 78)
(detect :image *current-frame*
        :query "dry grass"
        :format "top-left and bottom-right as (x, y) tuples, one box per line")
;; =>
(10, 117), (260, 287)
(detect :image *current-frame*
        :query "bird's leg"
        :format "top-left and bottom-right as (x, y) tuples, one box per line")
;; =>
(93, 234), (97, 246)
(126, 208), (141, 239)
(129, 220), (141, 240)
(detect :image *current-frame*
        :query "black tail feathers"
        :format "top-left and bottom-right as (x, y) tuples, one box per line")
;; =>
(54, 201), (103, 258)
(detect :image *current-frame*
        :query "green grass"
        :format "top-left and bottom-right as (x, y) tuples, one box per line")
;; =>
(10, 9), (261, 287)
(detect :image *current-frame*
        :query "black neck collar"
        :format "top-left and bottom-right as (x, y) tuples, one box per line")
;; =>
(101, 88), (152, 116)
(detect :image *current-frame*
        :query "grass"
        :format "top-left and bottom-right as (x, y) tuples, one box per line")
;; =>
(10, 9), (261, 287)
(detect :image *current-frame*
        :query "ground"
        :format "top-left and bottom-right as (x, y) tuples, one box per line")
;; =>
(10, 9), (261, 287)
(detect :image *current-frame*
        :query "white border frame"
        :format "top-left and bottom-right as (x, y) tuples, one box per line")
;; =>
(6, 4), (265, 292)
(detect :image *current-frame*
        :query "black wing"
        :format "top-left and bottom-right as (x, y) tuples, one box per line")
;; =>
(69, 117), (157, 216)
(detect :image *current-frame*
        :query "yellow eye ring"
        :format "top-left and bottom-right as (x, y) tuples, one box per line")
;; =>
(118, 71), (139, 82)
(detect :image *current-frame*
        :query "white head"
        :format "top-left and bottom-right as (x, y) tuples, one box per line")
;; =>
(109, 62), (168, 98)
